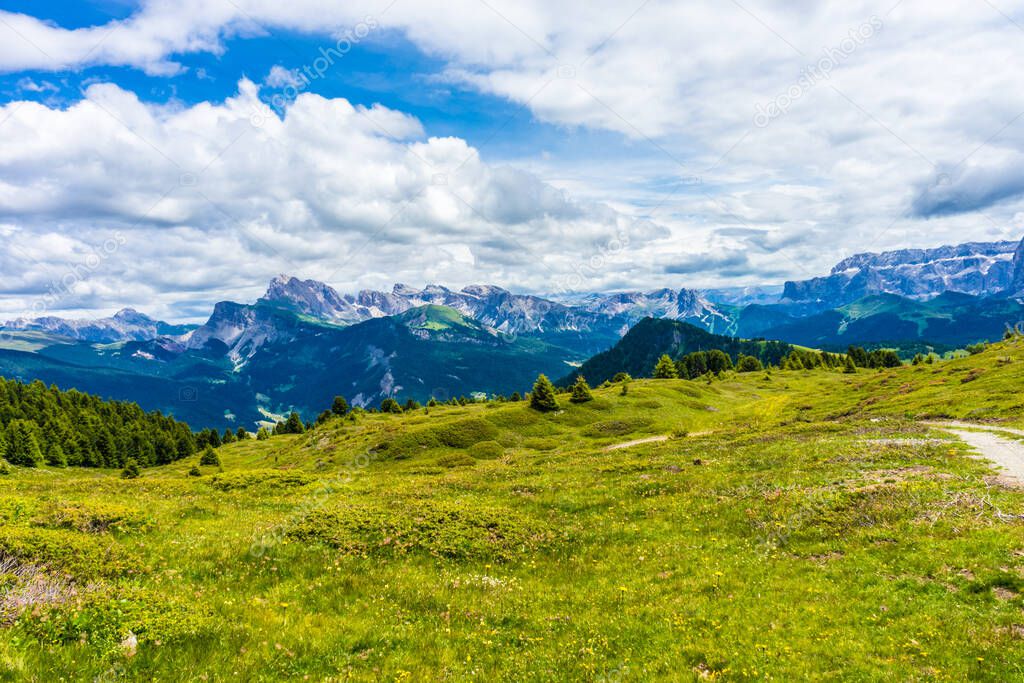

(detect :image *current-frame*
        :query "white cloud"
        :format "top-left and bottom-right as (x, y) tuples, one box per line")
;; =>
(2, 1), (1024, 316)
(0, 79), (667, 320)
(264, 65), (303, 89)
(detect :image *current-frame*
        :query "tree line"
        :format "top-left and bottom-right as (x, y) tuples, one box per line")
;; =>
(0, 377), (196, 469)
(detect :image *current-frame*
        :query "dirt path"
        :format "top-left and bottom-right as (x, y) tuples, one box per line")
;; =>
(927, 420), (1024, 438)
(603, 431), (714, 452)
(926, 423), (1024, 484)
(603, 435), (669, 451)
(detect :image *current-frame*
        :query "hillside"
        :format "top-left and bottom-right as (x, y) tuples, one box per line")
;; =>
(0, 305), (584, 430)
(561, 317), (795, 385)
(759, 292), (1024, 349)
(3, 338), (1024, 678)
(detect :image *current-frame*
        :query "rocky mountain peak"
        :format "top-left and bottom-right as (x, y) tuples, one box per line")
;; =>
(1011, 236), (1024, 295)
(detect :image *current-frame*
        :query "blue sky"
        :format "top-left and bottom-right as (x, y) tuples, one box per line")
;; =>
(1, 1), (1023, 320)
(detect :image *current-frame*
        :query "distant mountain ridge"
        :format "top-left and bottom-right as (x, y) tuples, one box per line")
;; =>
(1, 308), (195, 343)
(783, 239), (1020, 307)
(257, 275), (725, 340)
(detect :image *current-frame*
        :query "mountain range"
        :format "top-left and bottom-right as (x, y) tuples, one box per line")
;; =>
(1, 233), (1022, 430)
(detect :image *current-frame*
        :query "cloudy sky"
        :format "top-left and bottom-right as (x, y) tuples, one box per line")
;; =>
(1, 0), (1023, 321)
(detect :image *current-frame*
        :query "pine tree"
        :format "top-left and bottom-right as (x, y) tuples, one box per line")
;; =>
(529, 374), (559, 412)
(0, 459), (9, 475)
(121, 457), (141, 479)
(509, 392), (521, 402)
(256, 427), (270, 441)
(331, 396), (349, 416)
(380, 398), (403, 414)
(569, 376), (594, 403)
(5, 420), (42, 467)
(284, 412), (305, 434)
(736, 355), (763, 373)
(653, 354), (679, 379)
(236, 427), (248, 441)
(843, 355), (858, 374)
(44, 441), (67, 468)
(199, 445), (220, 466)
(222, 428), (236, 444)
(188, 465), (202, 477)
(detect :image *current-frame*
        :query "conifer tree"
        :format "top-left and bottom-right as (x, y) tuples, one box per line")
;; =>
(236, 427), (248, 441)
(380, 398), (403, 414)
(331, 396), (349, 416)
(529, 374), (559, 412)
(199, 445), (220, 466)
(569, 375), (594, 403)
(44, 441), (67, 468)
(843, 355), (858, 374)
(284, 412), (305, 434)
(5, 420), (42, 467)
(222, 428), (236, 444)
(121, 457), (141, 479)
(653, 354), (679, 379)
(256, 427), (270, 441)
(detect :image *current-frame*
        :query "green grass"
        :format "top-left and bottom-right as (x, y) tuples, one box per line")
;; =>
(3, 340), (1024, 679)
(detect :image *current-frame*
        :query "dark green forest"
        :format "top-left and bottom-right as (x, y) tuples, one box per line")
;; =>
(0, 377), (196, 469)
(562, 318), (795, 385)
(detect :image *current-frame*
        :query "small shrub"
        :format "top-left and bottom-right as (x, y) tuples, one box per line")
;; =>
(523, 438), (558, 451)
(120, 458), (140, 479)
(467, 441), (504, 460)
(583, 418), (653, 438)
(432, 418), (500, 449)
(208, 470), (314, 491)
(33, 502), (152, 534)
(0, 527), (143, 579)
(187, 465), (202, 477)
(19, 587), (216, 657)
(0, 459), (10, 476)
(437, 453), (476, 468)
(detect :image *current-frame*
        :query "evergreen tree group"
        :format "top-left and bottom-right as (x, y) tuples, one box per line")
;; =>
(0, 377), (196, 469)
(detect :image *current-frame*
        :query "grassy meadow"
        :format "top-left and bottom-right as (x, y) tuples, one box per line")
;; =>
(2, 340), (1024, 680)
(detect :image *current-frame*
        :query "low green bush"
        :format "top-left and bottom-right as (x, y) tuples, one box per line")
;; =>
(32, 502), (152, 534)
(287, 498), (557, 562)
(467, 441), (504, 459)
(0, 527), (143, 579)
(208, 470), (315, 491)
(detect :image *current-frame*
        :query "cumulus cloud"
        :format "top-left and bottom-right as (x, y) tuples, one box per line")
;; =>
(3, 1), (1024, 314)
(0, 79), (667, 320)
(264, 65), (303, 89)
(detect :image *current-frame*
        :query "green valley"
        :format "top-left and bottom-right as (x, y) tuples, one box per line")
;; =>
(2, 335), (1024, 679)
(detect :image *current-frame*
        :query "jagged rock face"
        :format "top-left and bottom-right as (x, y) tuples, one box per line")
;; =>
(783, 240), (1020, 306)
(1, 308), (193, 343)
(1009, 237), (1024, 296)
(257, 278), (676, 336)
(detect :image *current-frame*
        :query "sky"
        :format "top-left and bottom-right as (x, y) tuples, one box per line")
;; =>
(1, 0), (1024, 322)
